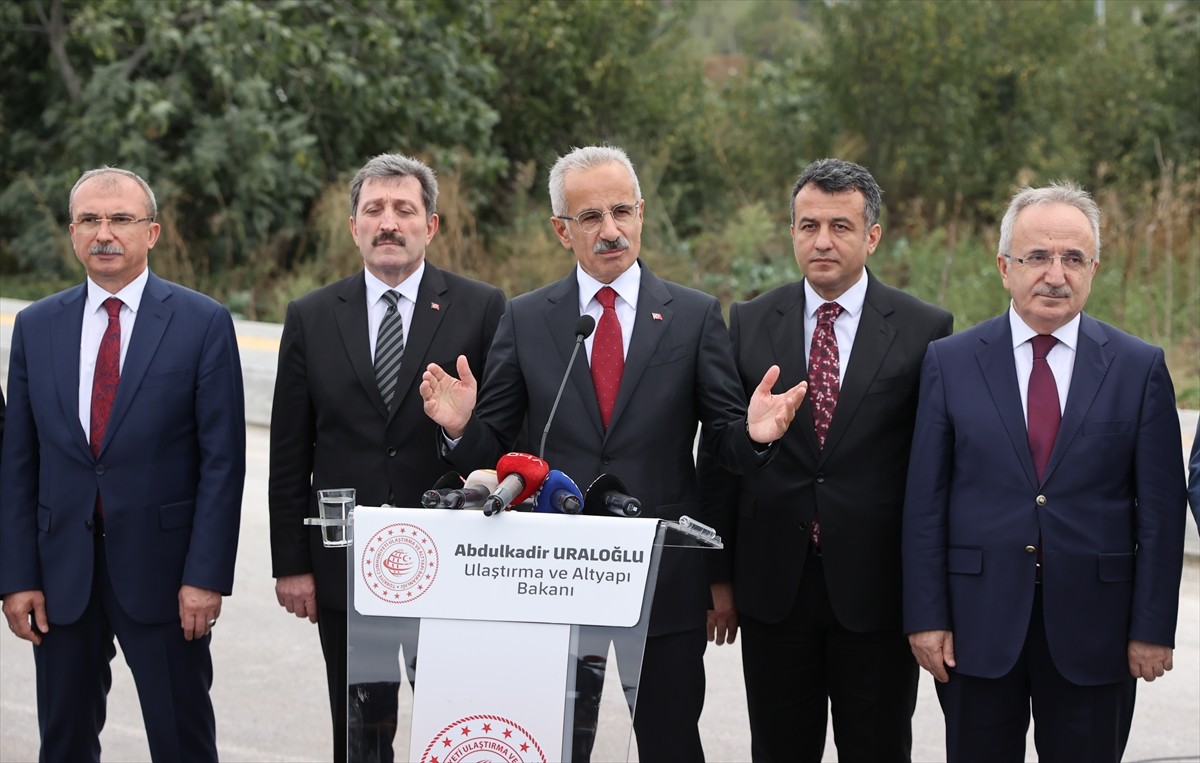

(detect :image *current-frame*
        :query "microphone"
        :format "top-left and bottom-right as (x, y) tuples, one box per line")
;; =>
(539, 314), (596, 460)
(421, 471), (466, 508)
(484, 452), (550, 516)
(584, 473), (643, 518)
(534, 469), (584, 514)
(444, 469), (499, 510)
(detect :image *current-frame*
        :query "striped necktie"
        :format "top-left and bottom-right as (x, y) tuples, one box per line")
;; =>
(374, 290), (404, 410)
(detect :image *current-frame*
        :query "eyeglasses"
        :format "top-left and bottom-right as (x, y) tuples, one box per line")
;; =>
(1004, 253), (1095, 273)
(555, 202), (639, 233)
(72, 215), (155, 232)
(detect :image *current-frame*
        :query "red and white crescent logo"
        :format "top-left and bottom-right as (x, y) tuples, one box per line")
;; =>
(360, 523), (438, 603)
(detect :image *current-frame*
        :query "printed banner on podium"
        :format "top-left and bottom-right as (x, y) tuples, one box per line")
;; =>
(352, 506), (658, 627)
(408, 619), (569, 763)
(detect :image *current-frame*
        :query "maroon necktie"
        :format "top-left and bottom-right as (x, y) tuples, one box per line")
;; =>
(1027, 334), (1061, 482)
(591, 287), (624, 428)
(91, 298), (122, 515)
(91, 298), (123, 456)
(807, 301), (844, 547)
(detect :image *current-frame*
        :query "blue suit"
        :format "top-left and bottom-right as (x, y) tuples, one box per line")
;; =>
(0, 272), (246, 761)
(903, 312), (1186, 760)
(1188, 417), (1200, 530)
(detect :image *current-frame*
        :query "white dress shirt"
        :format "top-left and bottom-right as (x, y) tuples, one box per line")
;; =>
(79, 268), (150, 443)
(577, 261), (641, 363)
(803, 271), (868, 385)
(1009, 305), (1078, 421)
(365, 263), (423, 359)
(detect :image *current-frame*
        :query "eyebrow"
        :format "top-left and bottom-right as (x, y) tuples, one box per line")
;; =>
(1025, 246), (1088, 256)
(796, 215), (856, 226)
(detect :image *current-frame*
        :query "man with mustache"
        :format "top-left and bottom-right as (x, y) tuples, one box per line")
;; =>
(0, 167), (246, 761)
(268, 153), (505, 762)
(698, 158), (953, 762)
(421, 144), (807, 761)
(903, 183), (1187, 762)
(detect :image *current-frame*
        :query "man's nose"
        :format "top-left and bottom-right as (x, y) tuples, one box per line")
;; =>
(598, 211), (622, 240)
(1044, 256), (1068, 283)
(814, 225), (834, 250)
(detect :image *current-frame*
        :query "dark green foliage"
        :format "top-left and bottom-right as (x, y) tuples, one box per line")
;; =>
(1, 0), (1196, 401)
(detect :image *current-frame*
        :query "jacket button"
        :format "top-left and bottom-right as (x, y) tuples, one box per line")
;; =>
(1036, 495), (1047, 506)
(602, 456), (612, 465)
(799, 521), (808, 532)
(84, 520), (94, 532)
(1025, 545), (1037, 554)
(95, 464), (106, 475)
(815, 473), (825, 484)
(386, 447), (397, 457)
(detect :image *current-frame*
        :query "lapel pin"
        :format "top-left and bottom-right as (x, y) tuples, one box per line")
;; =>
(430, 302), (441, 311)
(651, 312), (663, 321)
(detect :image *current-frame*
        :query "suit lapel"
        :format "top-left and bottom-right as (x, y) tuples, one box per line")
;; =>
(51, 285), (91, 457)
(823, 275), (897, 460)
(389, 265), (448, 423)
(543, 275), (604, 439)
(333, 272), (386, 418)
(974, 316), (1039, 485)
(1042, 314), (1112, 483)
(102, 272), (171, 456)
(767, 283), (820, 456)
(606, 266), (673, 440)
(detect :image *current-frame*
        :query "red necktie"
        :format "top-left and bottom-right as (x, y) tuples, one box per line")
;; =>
(1027, 334), (1061, 482)
(808, 301), (844, 547)
(91, 298), (123, 516)
(91, 298), (123, 456)
(591, 287), (624, 428)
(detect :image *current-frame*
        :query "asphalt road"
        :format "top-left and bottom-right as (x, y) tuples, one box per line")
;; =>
(1, 299), (1197, 762)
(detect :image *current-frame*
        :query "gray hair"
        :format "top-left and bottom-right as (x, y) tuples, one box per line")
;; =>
(998, 182), (1102, 260)
(790, 158), (883, 228)
(349, 153), (438, 220)
(69, 167), (157, 220)
(548, 145), (642, 216)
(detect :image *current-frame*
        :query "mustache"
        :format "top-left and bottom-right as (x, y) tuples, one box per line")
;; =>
(1033, 285), (1072, 298)
(593, 236), (630, 254)
(89, 244), (124, 256)
(373, 232), (406, 247)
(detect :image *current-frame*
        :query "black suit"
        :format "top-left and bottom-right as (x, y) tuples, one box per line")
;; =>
(268, 266), (504, 761)
(446, 262), (765, 762)
(700, 271), (952, 762)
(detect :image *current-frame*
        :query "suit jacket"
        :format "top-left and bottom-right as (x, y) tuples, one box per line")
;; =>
(268, 266), (505, 610)
(1188, 418), (1200, 528)
(447, 262), (765, 636)
(699, 271), (952, 631)
(0, 272), (246, 625)
(903, 312), (1187, 685)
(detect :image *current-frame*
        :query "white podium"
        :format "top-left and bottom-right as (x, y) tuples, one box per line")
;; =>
(341, 506), (720, 762)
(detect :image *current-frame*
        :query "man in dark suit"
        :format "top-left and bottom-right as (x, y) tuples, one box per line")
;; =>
(268, 153), (505, 762)
(698, 158), (952, 762)
(904, 182), (1187, 762)
(0, 167), (246, 762)
(420, 144), (806, 762)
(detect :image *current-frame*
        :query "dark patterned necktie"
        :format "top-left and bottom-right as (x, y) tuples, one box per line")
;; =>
(591, 286), (624, 428)
(808, 301), (844, 547)
(374, 290), (405, 410)
(91, 297), (123, 458)
(1027, 334), (1061, 482)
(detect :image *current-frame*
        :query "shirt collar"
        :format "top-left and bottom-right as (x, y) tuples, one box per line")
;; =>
(1007, 303), (1081, 351)
(577, 260), (642, 311)
(87, 267), (149, 315)
(366, 262), (425, 307)
(803, 270), (867, 319)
